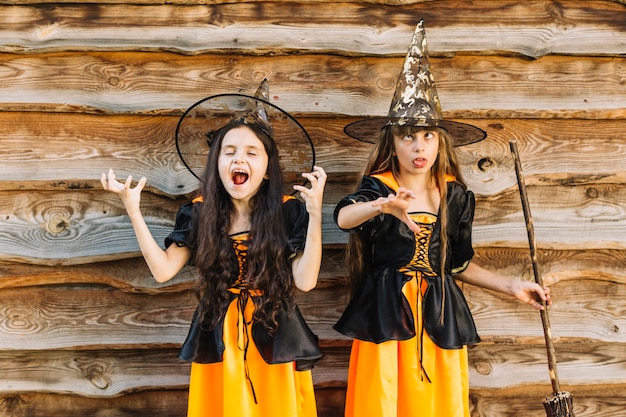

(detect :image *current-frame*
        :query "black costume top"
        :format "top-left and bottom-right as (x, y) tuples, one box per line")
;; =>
(333, 173), (481, 349)
(165, 197), (323, 371)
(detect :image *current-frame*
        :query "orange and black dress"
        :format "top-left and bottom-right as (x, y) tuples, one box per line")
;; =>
(333, 172), (480, 417)
(165, 198), (323, 417)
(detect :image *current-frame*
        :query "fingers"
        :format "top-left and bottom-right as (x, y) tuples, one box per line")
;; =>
(396, 187), (416, 201)
(300, 166), (327, 187)
(295, 166), (327, 195)
(101, 168), (146, 193)
(527, 284), (552, 310)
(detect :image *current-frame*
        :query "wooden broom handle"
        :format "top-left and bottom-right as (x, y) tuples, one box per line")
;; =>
(509, 140), (561, 394)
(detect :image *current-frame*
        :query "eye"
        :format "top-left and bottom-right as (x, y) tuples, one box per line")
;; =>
(424, 131), (436, 140)
(402, 134), (414, 141)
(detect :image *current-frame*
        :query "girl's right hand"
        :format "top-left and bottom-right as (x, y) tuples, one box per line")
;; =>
(371, 187), (421, 234)
(101, 168), (147, 214)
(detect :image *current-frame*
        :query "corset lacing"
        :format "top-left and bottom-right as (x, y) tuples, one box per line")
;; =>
(399, 213), (437, 384)
(228, 233), (262, 404)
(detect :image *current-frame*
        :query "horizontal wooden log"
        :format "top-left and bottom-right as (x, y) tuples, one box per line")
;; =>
(1, 246), (624, 293)
(0, 349), (190, 397)
(326, 180), (626, 248)
(468, 341), (626, 387)
(0, 258), (196, 293)
(1, 52), (624, 119)
(464, 278), (625, 343)
(0, 275), (622, 350)
(0, 391), (189, 417)
(470, 384), (626, 417)
(0, 190), (180, 264)
(1, 112), (625, 197)
(0, 247), (345, 292)
(1, 1), (625, 57)
(0, 287), (196, 349)
(1, 178), (625, 264)
(0, 341), (621, 397)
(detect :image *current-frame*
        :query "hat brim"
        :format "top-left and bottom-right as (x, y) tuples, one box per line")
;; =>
(344, 117), (486, 147)
(175, 94), (315, 194)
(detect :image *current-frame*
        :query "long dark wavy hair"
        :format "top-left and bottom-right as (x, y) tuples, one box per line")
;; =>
(346, 125), (466, 306)
(190, 122), (295, 332)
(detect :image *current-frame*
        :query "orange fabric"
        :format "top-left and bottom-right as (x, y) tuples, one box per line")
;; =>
(187, 296), (318, 417)
(344, 274), (470, 417)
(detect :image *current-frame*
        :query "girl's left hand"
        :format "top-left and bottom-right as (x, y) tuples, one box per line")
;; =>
(512, 281), (552, 310)
(294, 166), (327, 215)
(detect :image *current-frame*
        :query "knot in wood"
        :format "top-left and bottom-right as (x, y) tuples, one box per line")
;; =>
(1, 395), (25, 414)
(46, 215), (70, 235)
(474, 361), (492, 375)
(586, 187), (599, 198)
(477, 157), (495, 172)
(84, 365), (111, 390)
(89, 373), (111, 390)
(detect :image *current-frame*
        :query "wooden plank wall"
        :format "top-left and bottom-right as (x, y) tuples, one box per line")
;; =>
(1, 1), (624, 416)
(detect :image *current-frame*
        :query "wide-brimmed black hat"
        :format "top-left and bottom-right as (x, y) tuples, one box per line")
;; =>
(344, 19), (486, 146)
(175, 79), (315, 194)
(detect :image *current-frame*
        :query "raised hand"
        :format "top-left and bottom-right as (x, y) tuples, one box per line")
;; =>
(294, 166), (327, 217)
(100, 168), (147, 215)
(371, 187), (421, 234)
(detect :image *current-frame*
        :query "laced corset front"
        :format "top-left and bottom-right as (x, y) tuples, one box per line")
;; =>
(399, 212), (437, 382)
(399, 213), (437, 276)
(228, 232), (263, 402)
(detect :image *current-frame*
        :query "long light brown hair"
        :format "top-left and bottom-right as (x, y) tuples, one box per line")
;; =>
(346, 126), (465, 316)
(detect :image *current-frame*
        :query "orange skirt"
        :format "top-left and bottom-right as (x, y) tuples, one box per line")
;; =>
(344, 273), (470, 417)
(187, 296), (318, 417)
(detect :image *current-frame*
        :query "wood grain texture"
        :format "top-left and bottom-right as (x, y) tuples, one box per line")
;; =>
(0, 287), (195, 349)
(1, 1), (625, 57)
(1, 183), (625, 264)
(0, 342), (621, 397)
(1, 52), (624, 119)
(0, 0), (624, 415)
(464, 278), (625, 343)
(1, 112), (625, 196)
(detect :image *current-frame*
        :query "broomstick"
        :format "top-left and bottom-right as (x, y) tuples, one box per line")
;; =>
(509, 140), (575, 417)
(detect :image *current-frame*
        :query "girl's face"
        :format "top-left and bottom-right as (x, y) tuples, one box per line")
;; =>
(393, 129), (440, 176)
(217, 125), (269, 203)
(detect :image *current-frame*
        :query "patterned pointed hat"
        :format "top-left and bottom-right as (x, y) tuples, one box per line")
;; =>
(175, 79), (315, 194)
(344, 19), (486, 146)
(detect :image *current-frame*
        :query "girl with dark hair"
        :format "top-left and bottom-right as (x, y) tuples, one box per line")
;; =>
(333, 21), (551, 417)
(101, 82), (326, 417)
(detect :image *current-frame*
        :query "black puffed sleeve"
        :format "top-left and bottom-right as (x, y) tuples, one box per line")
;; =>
(448, 185), (475, 274)
(333, 176), (388, 233)
(164, 201), (196, 250)
(283, 197), (308, 258)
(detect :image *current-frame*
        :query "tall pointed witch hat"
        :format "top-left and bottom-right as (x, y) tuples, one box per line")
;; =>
(175, 79), (315, 194)
(344, 18), (486, 146)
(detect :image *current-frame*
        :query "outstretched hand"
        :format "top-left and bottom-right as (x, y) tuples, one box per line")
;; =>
(100, 168), (147, 214)
(371, 187), (421, 234)
(294, 166), (327, 216)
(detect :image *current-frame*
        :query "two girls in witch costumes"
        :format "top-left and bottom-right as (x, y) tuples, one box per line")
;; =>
(101, 82), (327, 417)
(332, 20), (552, 417)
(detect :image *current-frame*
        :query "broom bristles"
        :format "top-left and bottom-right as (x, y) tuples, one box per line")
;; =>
(542, 391), (575, 417)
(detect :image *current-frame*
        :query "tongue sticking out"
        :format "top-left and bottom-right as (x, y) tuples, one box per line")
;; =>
(233, 172), (248, 185)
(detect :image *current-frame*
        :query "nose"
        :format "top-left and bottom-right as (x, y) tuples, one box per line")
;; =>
(413, 137), (425, 152)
